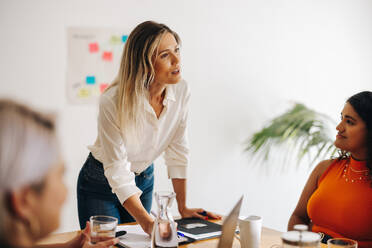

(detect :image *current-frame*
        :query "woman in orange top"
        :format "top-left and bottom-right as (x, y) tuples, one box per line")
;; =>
(288, 91), (372, 248)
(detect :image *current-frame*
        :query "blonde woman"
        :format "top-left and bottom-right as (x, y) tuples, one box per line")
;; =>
(77, 21), (220, 235)
(0, 99), (118, 248)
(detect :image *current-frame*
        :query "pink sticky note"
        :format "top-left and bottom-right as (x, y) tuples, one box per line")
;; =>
(102, 51), (113, 61)
(89, 42), (99, 53)
(100, 83), (108, 93)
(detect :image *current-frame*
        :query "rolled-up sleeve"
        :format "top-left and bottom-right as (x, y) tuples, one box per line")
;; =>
(97, 95), (141, 204)
(164, 86), (190, 179)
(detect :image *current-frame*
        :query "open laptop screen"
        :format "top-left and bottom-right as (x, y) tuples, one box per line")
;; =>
(217, 195), (243, 248)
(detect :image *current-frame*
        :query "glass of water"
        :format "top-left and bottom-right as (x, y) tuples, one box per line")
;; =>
(90, 215), (118, 244)
(327, 238), (357, 248)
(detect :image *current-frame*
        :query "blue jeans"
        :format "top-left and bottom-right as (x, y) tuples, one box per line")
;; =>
(77, 153), (154, 229)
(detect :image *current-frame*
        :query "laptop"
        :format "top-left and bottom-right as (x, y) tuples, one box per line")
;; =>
(217, 195), (243, 248)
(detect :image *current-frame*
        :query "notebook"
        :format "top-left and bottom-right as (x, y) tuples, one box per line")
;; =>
(175, 195), (243, 245)
(175, 217), (222, 240)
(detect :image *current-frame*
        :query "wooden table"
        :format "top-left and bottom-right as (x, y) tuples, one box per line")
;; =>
(37, 224), (326, 247)
(38, 225), (280, 247)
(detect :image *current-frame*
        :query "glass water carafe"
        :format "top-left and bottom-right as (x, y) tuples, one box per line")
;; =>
(152, 191), (178, 248)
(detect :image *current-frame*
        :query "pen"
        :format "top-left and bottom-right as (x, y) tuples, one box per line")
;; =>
(115, 230), (127, 237)
(177, 231), (185, 237)
(199, 211), (207, 216)
(198, 210), (209, 220)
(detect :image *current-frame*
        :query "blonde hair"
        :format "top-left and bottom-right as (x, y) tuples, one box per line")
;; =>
(0, 99), (59, 241)
(108, 21), (180, 144)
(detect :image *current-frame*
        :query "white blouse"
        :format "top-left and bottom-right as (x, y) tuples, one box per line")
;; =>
(88, 80), (190, 204)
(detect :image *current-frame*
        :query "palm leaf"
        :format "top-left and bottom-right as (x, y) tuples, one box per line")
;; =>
(245, 103), (337, 169)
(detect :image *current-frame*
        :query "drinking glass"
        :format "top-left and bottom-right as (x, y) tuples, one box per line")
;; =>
(90, 215), (118, 244)
(327, 238), (357, 248)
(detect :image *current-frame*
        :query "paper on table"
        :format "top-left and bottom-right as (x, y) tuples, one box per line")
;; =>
(116, 225), (151, 248)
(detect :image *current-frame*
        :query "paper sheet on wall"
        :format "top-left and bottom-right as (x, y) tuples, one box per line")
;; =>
(66, 27), (129, 104)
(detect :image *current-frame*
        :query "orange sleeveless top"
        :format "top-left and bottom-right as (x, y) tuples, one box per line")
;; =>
(307, 157), (372, 248)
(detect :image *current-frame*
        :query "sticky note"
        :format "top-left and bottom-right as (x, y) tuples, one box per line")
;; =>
(78, 88), (91, 98)
(110, 35), (121, 45)
(102, 51), (113, 61)
(89, 42), (99, 53)
(92, 86), (100, 96)
(86, 76), (96, 84)
(122, 35), (128, 43)
(100, 83), (108, 93)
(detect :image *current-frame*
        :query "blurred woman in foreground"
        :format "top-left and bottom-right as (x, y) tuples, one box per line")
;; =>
(0, 99), (118, 247)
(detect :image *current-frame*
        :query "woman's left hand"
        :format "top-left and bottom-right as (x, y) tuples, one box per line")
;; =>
(66, 221), (119, 248)
(179, 207), (222, 220)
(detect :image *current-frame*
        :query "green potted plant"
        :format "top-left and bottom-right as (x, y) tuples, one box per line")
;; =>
(245, 103), (337, 169)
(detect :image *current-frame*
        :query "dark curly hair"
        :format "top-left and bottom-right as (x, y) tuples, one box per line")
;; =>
(346, 91), (372, 181)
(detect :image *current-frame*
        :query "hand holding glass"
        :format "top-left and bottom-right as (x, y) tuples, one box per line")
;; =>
(90, 215), (118, 244)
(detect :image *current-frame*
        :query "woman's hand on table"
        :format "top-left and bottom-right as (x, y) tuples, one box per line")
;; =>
(139, 218), (155, 236)
(179, 207), (222, 220)
(66, 221), (119, 248)
(123, 194), (154, 236)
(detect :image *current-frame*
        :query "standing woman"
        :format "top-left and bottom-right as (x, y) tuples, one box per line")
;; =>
(288, 91), (372, 248)
(77, 21), (219, 235)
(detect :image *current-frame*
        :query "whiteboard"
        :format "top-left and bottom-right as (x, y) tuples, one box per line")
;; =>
(66, 27), (129, 104)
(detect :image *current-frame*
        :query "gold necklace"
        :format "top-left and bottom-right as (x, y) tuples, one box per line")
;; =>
(342, 160), (370, 183)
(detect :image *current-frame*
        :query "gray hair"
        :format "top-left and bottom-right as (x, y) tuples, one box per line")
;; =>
(0, 99), (59, 239)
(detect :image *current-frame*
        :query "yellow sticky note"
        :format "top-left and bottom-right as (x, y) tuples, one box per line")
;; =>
(110, 35), (121, 45)
(78, 88), (91, 98)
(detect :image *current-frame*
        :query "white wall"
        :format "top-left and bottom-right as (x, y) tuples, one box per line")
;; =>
(0, 0), (371, 233)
